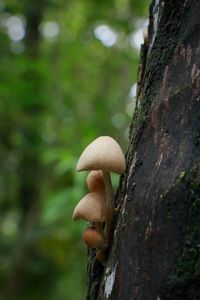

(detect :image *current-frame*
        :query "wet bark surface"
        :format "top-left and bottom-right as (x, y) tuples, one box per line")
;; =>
(87, 0), (200, 299)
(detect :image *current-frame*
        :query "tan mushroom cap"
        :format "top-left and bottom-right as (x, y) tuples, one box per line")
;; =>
(72, 192), (106, 222)
(86, 170), (105, 193)
(76, 136), (125, 174)
(82, 227), (105, 249)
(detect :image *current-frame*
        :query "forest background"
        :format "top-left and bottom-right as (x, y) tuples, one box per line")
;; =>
(0, 0), (149, 299)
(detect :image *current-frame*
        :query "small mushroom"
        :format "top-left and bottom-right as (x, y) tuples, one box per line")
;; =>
(86, 170), (106, 236)
(96, 249), (107, 263)
(73, 192), (107, 223)
(76, 136), (125, 240)
(82, 227), (107, 251)
(86, 170), (105, 195)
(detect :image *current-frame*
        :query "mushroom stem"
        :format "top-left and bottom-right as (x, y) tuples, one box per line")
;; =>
(103, 171), (114, 240)
(94, 222), (105, 237)
(93, 223), (107, 250)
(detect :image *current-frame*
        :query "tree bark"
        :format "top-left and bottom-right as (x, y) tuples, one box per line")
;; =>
(87, 0), (200, 299)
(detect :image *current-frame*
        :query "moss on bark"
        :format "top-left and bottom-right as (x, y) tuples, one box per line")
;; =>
(162, 165), (200, 300)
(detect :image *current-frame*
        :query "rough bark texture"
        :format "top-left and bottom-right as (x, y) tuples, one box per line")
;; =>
(87, 0), (200, 299)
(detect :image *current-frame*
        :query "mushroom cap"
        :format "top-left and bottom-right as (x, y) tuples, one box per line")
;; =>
(82, 227), (105, 249)
(86, 170), (105, 193)
(72, 192), (106, 222)
(96, 249), (106, 263)
(76, 136), (125, 174)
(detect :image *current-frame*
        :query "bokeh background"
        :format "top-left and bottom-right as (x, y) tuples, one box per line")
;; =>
(0, 0), (149, 299)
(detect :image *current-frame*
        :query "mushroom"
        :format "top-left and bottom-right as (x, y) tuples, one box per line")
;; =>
(96, 249), (107, 263)
(76, 136), (125, 240)
(86, 170), (106, 236)
(86, 170), (105, 195)
(73, 192), (107, 223)
(82, 227), (107, 251)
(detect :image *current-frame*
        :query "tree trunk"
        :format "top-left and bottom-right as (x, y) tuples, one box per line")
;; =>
(87, 0), (200, 299)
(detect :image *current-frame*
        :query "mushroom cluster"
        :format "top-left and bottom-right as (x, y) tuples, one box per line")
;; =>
(73, 136), (125, 262)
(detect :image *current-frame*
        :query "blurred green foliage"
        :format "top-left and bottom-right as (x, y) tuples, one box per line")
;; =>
(0, 0), (149, 299)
